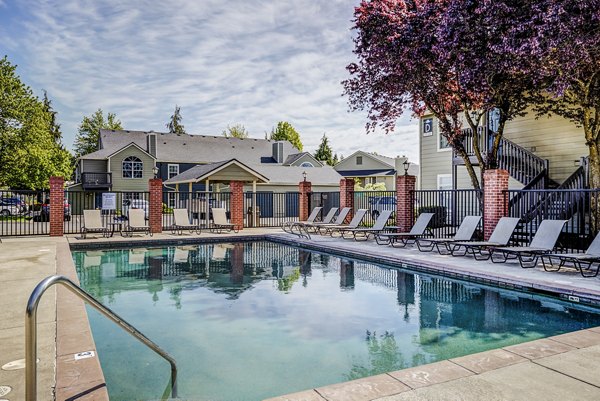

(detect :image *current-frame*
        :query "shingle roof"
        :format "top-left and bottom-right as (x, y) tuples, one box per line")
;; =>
(253, 164), (340, 186)
(80, 129), (298, 164)
(164, 159), (269, 184)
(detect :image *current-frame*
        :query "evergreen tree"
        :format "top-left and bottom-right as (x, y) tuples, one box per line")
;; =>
(269, 121), (303, 151)
(333, 153), (339, 165)
(314, 133), (335, 166)
(222, 123), (249, 138)
(74, 109), (122, 157)
(42, 90), (62, 143)
(0, 56), (72, 189)
(166, 105), (186, 134)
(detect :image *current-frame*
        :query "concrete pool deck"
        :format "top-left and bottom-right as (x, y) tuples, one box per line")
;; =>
(2, 228), (600, 400)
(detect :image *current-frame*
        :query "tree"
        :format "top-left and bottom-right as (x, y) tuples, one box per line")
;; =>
(74, 109), (122, 157)
(269, 121), (303, 151)
(166, 105), (186, 134)
(314, 134), (335, 166)
(0, 56), (72, 189)
(528, 0), (600, 188)
(344, 0), (534, 190)
(42, 90), (62, 143)
(222, 123), (249, 138)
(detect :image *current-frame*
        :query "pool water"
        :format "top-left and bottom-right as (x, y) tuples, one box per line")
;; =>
(73, 242), (600, 401)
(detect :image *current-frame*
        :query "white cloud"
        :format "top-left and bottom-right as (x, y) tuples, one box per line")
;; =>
(6, 0), (419, 161)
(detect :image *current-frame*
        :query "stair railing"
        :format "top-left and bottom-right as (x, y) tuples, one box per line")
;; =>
(26, 275), (177, 401)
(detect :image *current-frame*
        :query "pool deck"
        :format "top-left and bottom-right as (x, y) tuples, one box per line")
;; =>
(2, 228), (600, 400)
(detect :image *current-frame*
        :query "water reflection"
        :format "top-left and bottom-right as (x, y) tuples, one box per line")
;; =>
(346, 331), (406, 380)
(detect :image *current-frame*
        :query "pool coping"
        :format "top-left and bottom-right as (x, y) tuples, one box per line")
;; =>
(62, 231), (600, 400)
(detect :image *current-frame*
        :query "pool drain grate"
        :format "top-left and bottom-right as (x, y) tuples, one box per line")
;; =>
(0, 385), (11, 396)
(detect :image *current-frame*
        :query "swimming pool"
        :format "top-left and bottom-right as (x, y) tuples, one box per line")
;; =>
(73, 241), (600, 401)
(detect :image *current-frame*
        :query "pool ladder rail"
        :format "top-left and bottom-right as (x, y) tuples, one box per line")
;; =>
(25, 275), (178, 401)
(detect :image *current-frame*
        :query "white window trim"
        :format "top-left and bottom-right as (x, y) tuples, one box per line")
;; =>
(436, 120), (452, 153)
(122, 156), (143, 179)
(437, 174), (452, 190)
(300, 162), (314, 168)
(168, 164), (180, 179)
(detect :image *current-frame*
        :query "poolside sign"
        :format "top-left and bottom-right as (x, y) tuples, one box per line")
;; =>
(102, 193), (117, 210)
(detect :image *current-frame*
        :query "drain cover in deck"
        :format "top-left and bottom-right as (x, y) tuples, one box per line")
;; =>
(0, 385), (11, 396)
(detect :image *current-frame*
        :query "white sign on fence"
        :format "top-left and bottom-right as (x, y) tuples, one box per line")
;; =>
(102, 193), (117, 210)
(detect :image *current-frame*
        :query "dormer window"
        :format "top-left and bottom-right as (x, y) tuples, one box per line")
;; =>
(123, 156), (143, 178)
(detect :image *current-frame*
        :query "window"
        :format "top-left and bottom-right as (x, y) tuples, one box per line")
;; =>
(300, 162), (314, 168)
(122, 156), (143, 178)
(168, 164), (179, 179)
(437, 174), (452, 190)
(437, 126), (451, 152)
(356, 156), (363, 165)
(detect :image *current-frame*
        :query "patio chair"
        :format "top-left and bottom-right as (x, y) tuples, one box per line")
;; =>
(125, 209), (152, 237)
(282, 206), (322, 234)
(81, 210), (108, 239)
(374, 213), (435, 247)
(449, 217), (521, 260)
(540, 231), (600, 277)
(210, 208), (239, 233)
(304, 207), (350, 232)
(339, 209), (394, 241)
(171, 208), (201, 235)
(318, 209), (369, 236)
(415, 215), (482, 254)
(490, 219), (567, 268)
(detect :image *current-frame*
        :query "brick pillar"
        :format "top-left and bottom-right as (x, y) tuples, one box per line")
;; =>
(230, 181), (244, 230)
(149, 178), (163, 234)
(483, 169), (509, 240)
(396, 174), (416, 232)
(299, 180), (312, 221)
(230, 243), (244, 283)
(339, 178), (355, 223)
(49, 177), (64, 237)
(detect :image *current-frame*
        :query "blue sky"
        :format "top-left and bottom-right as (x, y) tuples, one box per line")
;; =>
(0, 0), (418, 160)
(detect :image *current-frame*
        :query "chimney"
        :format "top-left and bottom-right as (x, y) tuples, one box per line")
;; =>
(146, 133), (157, 157)
(272, 142), (285, 163)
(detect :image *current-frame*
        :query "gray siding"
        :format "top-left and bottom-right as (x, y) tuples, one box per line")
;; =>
(109, 146), (155, 191)
(420, 115), (452, 189)
(82, 159), (107, 173)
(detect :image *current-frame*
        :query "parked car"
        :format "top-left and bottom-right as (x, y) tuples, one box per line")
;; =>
(32, 198), (71, 222)
(0, 198), (24, 217)
(122, 199), (149, 219)
(368, 196), (396, 220)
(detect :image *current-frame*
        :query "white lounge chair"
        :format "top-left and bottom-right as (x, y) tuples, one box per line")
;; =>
(125, 209), (151, 237)
(210, 208), (238, 233)
(171, 208), (201, 235)
(81, 210), (108, 239)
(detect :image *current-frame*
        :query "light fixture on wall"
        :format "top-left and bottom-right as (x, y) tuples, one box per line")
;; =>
(402, 160), (411, 176)
(152, 166), (159, 179)
(302, 171), (307, 182)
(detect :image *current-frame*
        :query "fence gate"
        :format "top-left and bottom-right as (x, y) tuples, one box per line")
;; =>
(0, 190), (49, 236)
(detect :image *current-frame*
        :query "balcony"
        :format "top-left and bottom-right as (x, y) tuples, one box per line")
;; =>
(81, 172), (112, 190)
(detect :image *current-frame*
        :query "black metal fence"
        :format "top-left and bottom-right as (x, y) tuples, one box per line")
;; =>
(0, 190), (49, 236)
(411, 189), (483, 238)
(309, 192), (340, 222)
(353, 190), (396, 226)
(244, 192), (304, 227)
(162, 191), (231, 229)
(506, 189), (600, 251)
(64, 190), (150, 234)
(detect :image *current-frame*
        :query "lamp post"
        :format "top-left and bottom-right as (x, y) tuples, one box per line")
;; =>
(302, 171), (307, 182)
(402, 160), (410, 176)
(152, 166), (159, 179)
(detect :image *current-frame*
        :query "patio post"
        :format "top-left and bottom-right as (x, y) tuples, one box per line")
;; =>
(149, 178), (163, 234)
(483, 169), (509, 240)
(396, 174), (416, 232)
(298, 179), (312, 221)
(49, 176), (64, 237)
(339, 178), (355, 223)
(230, 181), (244, 231)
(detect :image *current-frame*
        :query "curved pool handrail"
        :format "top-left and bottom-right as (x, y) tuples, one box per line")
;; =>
(25, 275), (177, 400)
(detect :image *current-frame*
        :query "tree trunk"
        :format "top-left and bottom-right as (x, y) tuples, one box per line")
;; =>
(454, 146), (481, 191)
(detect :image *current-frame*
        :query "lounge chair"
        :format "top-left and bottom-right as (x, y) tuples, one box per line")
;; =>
(304, 207), (350, 232)
(210, 208), (239, 233)
(171, 208), (201, 235)
(415, 216), (481, 254)
(374, 213), (435, 247)
(318, 209), (369, 236)
(81, 210), (108, 239)
(541, 231), (600, 277)
(449, 217), (521, 260)
(125, 209), (152, 237)
(282, 206), (322, 234)
(299, 207), (338, 228)
(340, 209), (394, 241)
(490, 219), (567, 268)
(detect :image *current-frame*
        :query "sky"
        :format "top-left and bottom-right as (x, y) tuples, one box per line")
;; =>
(0, 0), (419, 161)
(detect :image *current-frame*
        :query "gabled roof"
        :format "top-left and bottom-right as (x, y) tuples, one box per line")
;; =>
(334, 150), (396, 170)
(84, 129), (298, 164)
(283, 152), (323, 167)
(337, 169), (396, 177)
(164, 159), (269, 185)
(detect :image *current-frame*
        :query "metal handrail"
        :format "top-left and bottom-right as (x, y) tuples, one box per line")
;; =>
(26, 275), (177, 401)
